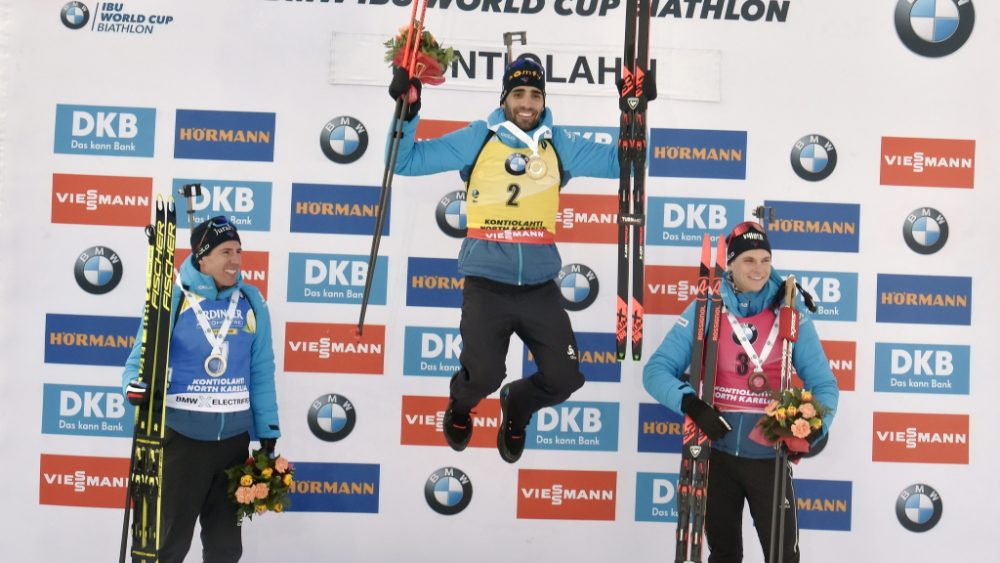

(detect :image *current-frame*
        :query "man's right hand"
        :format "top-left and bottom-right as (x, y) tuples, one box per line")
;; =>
(388, 66), (422, 121)
(126, 379), (149, 406)
(681, 394), (732, 441)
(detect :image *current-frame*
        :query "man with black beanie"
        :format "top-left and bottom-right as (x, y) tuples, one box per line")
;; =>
(121, 215), (280, 562)
(642, 221), (839, 562)
(387, 55), (656, 463)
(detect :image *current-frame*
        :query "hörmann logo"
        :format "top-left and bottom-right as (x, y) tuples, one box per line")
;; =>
(285, 462), (379, 513)
(525, 331), (621, 383)
(895, 0), (974, 58)
(400, 395), (500, 449)
(174, 109), (276, 162)
(284, 322), (384, 375)
(764, 200), (860, 253)
(795, 479), (853, 531)
(51, 173), (151, 227)
(647, 197), (743, 247)
(45, 313), (139, 366)
(880, 136), (975, 189)
(637, 403), (684, 454)
(290, 183), (386, 236)
(406, 257), (464, 308)
(172, 178), (272, 231)
(649, 128), (747, 180)
(874, 343), (969, 395)
(872, 412), (969, 464)
(403, 326), (463, 377)
(54, 104), (155, 157)
(517, 469), (616, 521)
(876, 274), (971, 325)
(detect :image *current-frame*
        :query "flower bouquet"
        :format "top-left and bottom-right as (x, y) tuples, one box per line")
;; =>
(750, 388), (830, 457)
(224, 448), (294, 525)
(383, 22), (456, 86)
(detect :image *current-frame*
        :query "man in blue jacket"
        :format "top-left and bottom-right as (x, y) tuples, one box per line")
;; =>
(643, 221), (838, 562)
(389, 55), (652, 463)
(122, 216), (280, 563)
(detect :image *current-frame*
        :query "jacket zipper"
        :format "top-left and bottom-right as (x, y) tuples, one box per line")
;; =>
(517, 244), (524, 286)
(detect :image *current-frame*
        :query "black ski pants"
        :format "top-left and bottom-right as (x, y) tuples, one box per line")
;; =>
(450, 276), (585, 427)
(159, 429), (250, 563)
(706, 449), (800, 563)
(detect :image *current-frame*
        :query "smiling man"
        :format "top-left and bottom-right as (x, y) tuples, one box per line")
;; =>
(388, 55), (654, 463)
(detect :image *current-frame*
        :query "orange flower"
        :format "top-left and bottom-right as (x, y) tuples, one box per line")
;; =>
(274, 456), (289, 474)
(799, 403), (817, 419)
(790, 418), (811, 439)
(235, 486), (255, 505)
(253, 483), (269, 500)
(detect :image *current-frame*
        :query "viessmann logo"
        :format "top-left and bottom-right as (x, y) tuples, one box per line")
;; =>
(399, 395), (500, 449)
(51, 173), (152, 227)
(644, 265), (700, 315)
(517, 469), (617, 521)
(556, 194), (618, 244)
(284, 322), (384, 375)
(872, 412), (969, 464)
(880, 136), (975, 189)
(39, 454), (130, 508)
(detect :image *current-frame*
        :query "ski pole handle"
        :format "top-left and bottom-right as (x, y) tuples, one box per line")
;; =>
(779, 275), (799, 342)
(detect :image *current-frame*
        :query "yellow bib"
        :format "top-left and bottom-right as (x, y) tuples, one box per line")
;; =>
(466, 137), (561, 244)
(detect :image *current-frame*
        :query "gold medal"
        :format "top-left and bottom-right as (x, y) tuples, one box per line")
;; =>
(526, 155), (547, 179)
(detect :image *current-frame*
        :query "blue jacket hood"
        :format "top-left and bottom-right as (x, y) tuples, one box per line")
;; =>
(180, 254), (244, 299)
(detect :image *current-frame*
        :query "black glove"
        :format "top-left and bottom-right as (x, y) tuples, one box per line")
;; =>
(388, 66), (422, 121)
(681, 394), (732, 441)
(125, 379), (149, 406)
(616, 68), (657, 103)
(260, 438), (277, 456)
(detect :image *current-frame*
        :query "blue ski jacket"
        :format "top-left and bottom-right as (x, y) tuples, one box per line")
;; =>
(643, 269), (839, 459)
(121, 256), (280, 441)
(392, 107), (619, 285)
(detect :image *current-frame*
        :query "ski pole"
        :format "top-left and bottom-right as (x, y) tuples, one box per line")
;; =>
(502, 31), (527, 65)
(178, 183), (203, 228)
(769, 275), (797, 563)
(358, 0), (428, 335)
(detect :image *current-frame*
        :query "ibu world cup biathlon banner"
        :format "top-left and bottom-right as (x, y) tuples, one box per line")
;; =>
(0, 1), (994, 562)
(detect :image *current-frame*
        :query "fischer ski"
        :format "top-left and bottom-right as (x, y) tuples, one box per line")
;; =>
(675, 234), (726, 563)
(616, 0), (651, 361)
(120, 196), (176, 563)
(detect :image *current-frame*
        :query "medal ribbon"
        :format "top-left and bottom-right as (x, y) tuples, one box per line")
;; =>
(724, 308), (780, 374)
(489, 120), (551, 158)
(180, 285), (240, 359)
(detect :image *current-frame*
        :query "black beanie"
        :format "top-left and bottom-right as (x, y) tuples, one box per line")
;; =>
(191, 216), (241, 261)
(725, 221), (771, 264)
(500, 55), (545, 104)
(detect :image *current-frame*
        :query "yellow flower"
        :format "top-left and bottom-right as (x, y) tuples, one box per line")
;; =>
(273, 503), (283, 513)
(283, 474), (294, 486)
(810, 417), (823, 429)
(261, 467), (273, 479)
(801, 390), (813, 402)
(775, 408), (787, 421)
(786, 405), (798, 417)
(255, 504), (267, 514)
(240, 474), (253, 487)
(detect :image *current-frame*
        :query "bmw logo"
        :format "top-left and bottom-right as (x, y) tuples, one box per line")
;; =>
(505, 152), (528, 176)
(790, 134), (837, 182)
(74, 246), (123, 294)
(307, 394), (356, 442)
(557, 263), (599, 311)
(903, 207), (948, 254)
(424, 467), (473, 515)
(731, 322), (758, 345)
(895, 0), (975, 58)
(435, 190), (467, 238)
(896, 483), (943, 532)
(61, 2), (90, 30)
(320, 116), (368, 164)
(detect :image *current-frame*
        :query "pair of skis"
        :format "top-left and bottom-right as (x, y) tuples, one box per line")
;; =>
(119, 196), (176, 563)
(616, 0), (652, 361)
(358, 0), (429, 335)
(675, 234), (725, 563)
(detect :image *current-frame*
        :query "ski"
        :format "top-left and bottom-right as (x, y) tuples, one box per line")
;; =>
(676, 234), (726, 563)
(616, 0), (651, 361)
(120, 196), (176, 563)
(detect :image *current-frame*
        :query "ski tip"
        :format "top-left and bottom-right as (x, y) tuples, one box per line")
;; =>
(715, 235), (727, 268)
